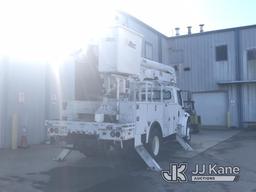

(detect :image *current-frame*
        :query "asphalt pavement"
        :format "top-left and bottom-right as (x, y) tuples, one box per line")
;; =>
(0, 128), (255, 192)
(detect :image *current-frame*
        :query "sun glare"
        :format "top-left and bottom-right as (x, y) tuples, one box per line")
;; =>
(0, 0), (117, 64)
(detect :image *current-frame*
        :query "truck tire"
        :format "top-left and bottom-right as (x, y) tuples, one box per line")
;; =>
(148, 128), (162, 159)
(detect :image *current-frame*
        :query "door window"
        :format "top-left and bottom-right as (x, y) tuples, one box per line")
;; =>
(163, 90), (172, 100)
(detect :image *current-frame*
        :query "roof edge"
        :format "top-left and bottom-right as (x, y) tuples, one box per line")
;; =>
(168, 24), (256, 39)
(118, 11), (256, 40)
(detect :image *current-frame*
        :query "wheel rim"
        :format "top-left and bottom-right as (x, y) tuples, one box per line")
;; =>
(152, 136), (160, 156)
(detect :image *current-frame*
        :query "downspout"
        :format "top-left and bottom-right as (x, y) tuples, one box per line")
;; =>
(158, 35), (162, 63)
(234, 29), (243, 127)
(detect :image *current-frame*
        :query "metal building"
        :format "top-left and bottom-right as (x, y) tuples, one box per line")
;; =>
(0, 57), (75, 148)
(0, 58), (47, 148)
(168, 25), (256, 128)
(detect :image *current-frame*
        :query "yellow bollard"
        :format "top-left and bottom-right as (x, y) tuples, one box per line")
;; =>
(11, 113), (18, 150)
(227, 112), (231, 128)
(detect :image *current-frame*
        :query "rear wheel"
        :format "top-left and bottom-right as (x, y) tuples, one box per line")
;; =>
(148, 129), (162, 159)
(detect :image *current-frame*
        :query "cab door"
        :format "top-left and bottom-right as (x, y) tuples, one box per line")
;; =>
(175, 89), (184, 131)
(163, 88), (177, 136)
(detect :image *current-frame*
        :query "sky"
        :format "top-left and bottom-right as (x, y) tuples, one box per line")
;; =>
(122, 0), (256, 36)
(0, 0), (255, 62)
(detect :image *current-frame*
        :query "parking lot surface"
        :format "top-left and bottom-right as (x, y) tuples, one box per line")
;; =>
(0, 128), (255, 192)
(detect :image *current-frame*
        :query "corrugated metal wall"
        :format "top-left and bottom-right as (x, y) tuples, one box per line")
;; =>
(45, 59), (75, 121)
(161, 36), (169, 64)
(0, 58), (76, 148)
(167, 32), (238, 127)
(0, 58), (47, 148)
(167, 26), (256, 127)
(168, 31), (236, 92)
(240, 28), (256, 122)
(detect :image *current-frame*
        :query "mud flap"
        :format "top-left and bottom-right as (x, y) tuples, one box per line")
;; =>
(176, 135), (193, 151)
(135, 145), (162, 171)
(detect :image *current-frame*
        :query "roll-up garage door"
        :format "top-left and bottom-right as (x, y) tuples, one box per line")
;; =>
(193, 92), (227, 126)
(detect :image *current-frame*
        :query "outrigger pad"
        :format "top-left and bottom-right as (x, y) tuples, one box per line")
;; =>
(135, 145), (162, 171)
(176, 135), (193, 151)
(53, 149), (72, 161)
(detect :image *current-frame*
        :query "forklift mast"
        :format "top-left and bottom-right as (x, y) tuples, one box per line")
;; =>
(180, 90), (201, 133)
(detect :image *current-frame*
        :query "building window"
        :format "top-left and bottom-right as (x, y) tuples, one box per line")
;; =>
(215, 45), (228, 61)
(145, 41), (153, 59)
(247, 48), (256, 61)
(183, 67), (191, 71)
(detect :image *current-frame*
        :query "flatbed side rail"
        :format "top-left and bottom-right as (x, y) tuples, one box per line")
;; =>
(45, 120), (136, 140)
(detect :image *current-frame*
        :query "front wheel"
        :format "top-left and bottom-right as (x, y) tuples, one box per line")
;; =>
(147, 129), (162, 159)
